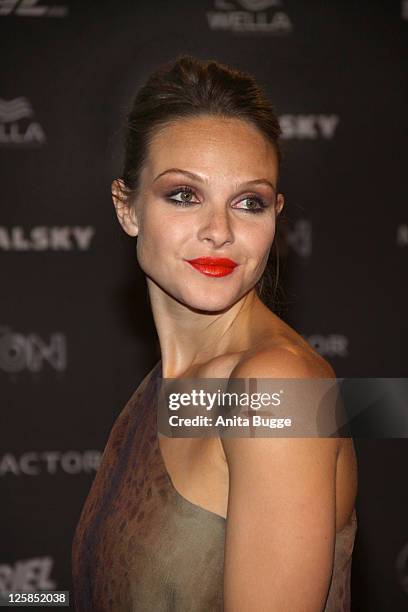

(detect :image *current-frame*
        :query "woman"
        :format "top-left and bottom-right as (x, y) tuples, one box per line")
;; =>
(71, 55), (357, 611)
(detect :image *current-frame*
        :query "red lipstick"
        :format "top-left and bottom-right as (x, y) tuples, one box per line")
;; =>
(186, 257), (238, 278)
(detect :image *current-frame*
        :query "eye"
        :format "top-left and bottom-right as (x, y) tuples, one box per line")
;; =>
(165, 186), (199, 207)
(232, 195), (268, 214)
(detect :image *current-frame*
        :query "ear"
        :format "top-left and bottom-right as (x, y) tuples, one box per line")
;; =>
(276, 193), (285, 215)
(111, 179), (139, 237)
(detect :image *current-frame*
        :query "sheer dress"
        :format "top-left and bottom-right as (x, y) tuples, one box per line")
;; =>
(72, 361), (357, 611)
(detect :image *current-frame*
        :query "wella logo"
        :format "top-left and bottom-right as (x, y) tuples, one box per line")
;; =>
(206, 0), (292, 33)
(0, 97), (33, 121)
(0, 97), (46, 147)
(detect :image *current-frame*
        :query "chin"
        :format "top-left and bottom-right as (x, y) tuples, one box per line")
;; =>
(178, 287), (243, 313)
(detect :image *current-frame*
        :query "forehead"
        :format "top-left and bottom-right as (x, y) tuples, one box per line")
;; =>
(143, 115), (278, 182)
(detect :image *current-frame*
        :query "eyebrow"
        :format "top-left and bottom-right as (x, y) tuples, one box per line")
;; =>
(153, 168), (276, 194)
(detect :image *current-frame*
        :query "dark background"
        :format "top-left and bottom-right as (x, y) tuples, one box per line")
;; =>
(1, 1), (407, 610)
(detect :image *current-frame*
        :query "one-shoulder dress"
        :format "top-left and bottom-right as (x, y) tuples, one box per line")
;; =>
(71, 361), (357, 611)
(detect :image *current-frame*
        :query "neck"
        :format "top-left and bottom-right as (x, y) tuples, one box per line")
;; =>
(146, 279), (269, 377)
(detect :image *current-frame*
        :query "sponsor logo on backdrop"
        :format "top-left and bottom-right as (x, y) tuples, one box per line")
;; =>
(206, 0), (292, 33)
(0, 98), (46, 147)
(0, 327), (67, 373)
(0, 226), (95, 250)
(304, 334), (349, 358)
(0, 0), (68, 17)
(284, 219), (312, 258)
(0, 451), (101, 475)
(279, 115), (339, 139)
(0, 557), (56, 592)
(397, 224), (408, 246)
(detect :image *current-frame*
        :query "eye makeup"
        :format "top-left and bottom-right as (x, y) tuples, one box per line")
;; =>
(164, 185), (270, 214)
(165, 186), (199, 207)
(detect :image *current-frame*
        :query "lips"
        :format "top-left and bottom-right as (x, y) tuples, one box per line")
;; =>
(186, 257), (238, 278)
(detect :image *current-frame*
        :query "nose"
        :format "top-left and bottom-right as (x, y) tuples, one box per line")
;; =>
(197, 207), (234, 248)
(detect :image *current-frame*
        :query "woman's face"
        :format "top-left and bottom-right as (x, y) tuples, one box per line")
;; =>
(113, 115), (284, 312)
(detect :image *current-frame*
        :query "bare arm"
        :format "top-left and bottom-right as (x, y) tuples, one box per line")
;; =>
(222, 348), (339, 612)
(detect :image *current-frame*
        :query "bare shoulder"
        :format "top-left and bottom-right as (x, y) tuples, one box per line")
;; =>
(196, 329), (334, 381)
(220, 341), (340, 480)
(230, 338), (336, 380)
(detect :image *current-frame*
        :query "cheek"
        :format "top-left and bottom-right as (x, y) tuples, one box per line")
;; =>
(242, 220), (276, 260)
(137, 208), (188, 258)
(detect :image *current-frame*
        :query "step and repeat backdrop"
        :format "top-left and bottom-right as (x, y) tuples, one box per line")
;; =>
(1, 1), (407, 610)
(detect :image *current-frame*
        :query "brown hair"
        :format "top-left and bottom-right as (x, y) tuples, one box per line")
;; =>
(116, 54), (286, 312)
